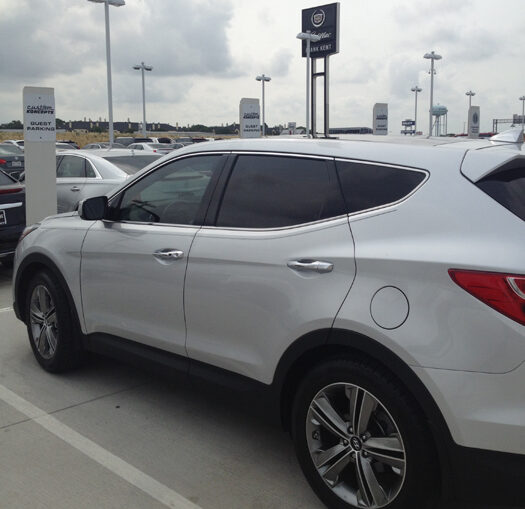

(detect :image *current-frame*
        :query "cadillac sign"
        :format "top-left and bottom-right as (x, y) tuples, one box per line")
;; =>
(301, 3), (340, 59)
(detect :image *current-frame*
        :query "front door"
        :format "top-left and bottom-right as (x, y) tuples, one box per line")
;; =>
(80, 153), (227, 356)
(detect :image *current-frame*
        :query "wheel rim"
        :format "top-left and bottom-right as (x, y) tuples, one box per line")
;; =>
(29, 285), (58, 360)
(306, 382), (406, 508)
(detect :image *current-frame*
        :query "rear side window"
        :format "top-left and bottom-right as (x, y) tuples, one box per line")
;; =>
(476, 166), (525, 221)
(57, 155), (86, 178)
(216, 155), (344, 228)
(0, 171), (14, 185)
(335, 161), (426, 214)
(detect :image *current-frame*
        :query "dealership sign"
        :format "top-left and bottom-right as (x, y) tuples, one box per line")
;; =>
(468, 106), (480, 138)
(373, 103), (388, 135)
(239, 98), (261, 138)
(23, 88), (56, 142)
(301, 3), (340, 59)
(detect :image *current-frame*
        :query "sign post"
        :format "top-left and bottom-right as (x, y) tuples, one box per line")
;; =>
(373, 103), (388, 135)
(23, 86), (57, 225)
(468, 106), (480, 138)
(239, 98), (261, 138)
(301, 2), (340, 138)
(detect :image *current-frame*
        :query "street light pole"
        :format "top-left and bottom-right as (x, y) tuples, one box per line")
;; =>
(424, 51), (442, 137)
(520, 95), (525, 132)
(133, 62), (153, 137)
(256, 74), (271, 136)
(297, 31), (321, 138)
(88, 0), (125, 148)
(466, 90), (475, 109)
(411, 86), (422, 135)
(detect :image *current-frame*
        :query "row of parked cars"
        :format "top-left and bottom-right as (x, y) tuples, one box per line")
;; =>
(0, 145), (168, 266)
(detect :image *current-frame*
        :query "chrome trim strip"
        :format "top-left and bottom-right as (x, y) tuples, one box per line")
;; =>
(230, 151), (332, 160)
(0, 202), (23, 210)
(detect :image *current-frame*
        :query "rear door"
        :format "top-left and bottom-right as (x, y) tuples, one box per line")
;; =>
(184, 153), (357, 383)
(56, 154), (88, 212)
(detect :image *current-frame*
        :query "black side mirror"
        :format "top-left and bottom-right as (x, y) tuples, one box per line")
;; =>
(79, 196), (108, 220)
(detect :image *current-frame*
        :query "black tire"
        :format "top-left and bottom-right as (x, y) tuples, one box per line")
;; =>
(0, 256), (14, 268)
(25, 270), (84, 373)
(292, 358), (437, 509)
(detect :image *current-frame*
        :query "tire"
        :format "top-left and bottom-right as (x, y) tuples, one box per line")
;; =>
(291, 358), (437, 509)
(0, 256), (14, 268)
(25, 270), (84, 373)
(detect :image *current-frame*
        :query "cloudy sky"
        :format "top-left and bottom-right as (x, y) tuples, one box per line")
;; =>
(1, 0), (524, 134)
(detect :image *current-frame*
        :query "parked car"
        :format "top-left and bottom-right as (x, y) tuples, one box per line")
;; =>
(12, 133), (525, 509)
(57, 140), (80, 149)
(128, 142), (181, 154)
(86, 148), (162, 175)
(115, 136), (153, 147)
(149, 137), (173, 144)
(0, 144), (25, 180)
(0, 169), (25, 267)
(56, 142), (78, 150)
(2, 139), (24, 149)
(82, 142), (126, 149)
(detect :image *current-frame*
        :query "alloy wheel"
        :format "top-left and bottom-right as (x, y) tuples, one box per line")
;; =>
(29, 285), (58, 360)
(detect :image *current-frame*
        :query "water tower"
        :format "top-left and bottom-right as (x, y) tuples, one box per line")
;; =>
(432, 104), (448, 136)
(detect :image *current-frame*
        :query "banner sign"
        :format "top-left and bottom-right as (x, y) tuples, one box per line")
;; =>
(239, 98), (261, 138)
(301, 3), (340, 59)
(23, 88), (56, 142)
(402, 119), (415, 126)
(373, 103), (388, 135)
(468, 106), (480, 138)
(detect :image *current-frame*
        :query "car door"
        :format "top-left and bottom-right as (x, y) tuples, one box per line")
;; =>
(184, 153), (357, 384)
(56, 154), (88, 212)
(80, 153), (227, 356)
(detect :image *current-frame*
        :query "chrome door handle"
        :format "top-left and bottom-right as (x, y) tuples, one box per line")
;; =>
(70, 186), (81, 192)
(153, 248), (184, 261)
(287, 259), (334, 273)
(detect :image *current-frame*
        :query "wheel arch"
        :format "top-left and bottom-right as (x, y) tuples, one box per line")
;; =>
(274, 327), (455, 497)
(14, 253), (83, 334)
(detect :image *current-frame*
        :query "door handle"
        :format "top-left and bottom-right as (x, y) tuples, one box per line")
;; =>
(70, 186), (81, 192)
(287, 259), (334, 274)
(153, 248), (184, 261)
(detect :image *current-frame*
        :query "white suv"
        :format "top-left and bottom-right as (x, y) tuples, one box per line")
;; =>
(13, 134), (525, 509)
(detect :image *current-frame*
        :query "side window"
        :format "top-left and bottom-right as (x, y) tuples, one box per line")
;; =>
(216, 155), (344, 228)
(335, 161), (426, 214)
(115, 155), (223, 225)
(57, 155), (86, 178)
(85, 160), (97, 178)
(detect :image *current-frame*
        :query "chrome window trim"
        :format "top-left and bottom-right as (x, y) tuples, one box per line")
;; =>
(333, 157), (430, 220)
(230, 150), (332, 161)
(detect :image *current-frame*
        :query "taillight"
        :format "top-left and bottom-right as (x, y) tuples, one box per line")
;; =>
(0, 159), (6, 165)
(449, 269), (525, 325)
(0, 187), (23, 194)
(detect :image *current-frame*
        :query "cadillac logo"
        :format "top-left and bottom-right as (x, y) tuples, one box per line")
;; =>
(311, 9), (325, 28)
(472, 112), (479, 125)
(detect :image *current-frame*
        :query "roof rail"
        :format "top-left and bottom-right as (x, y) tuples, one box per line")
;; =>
(490, 128), (524, 144)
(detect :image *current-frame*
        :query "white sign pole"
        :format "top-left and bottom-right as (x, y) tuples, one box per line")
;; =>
(23, 86), (57, 225)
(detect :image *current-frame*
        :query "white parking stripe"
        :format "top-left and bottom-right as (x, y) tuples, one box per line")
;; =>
(0, 384), (202, 509)
(0, 307), (13, 313)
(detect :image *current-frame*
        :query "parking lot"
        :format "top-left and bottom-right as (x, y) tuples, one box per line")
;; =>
(0, 264), (518, 509)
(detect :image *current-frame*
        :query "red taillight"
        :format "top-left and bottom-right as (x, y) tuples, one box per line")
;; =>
(0, 187), (23, 194)
(0, 159), (6, 165)
(449, 269), (525, 325)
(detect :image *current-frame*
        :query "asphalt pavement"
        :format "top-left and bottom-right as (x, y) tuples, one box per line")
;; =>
(0, 264), (519, 509)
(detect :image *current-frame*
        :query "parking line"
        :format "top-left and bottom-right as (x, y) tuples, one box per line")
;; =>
(0, 384), (202, 509)
(0, 307), (13, 313)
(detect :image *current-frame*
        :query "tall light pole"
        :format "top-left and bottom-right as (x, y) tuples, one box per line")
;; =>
(87, 0), (125, 147)
(424, 51), (442, 137)
(256, 74), (271, 136)
(297, 31), (321, 138)
(411, 85), (422, 135)
(520, 95), (525, 132)
(466, 90), (475, 109)
(133, 62), (153, 137)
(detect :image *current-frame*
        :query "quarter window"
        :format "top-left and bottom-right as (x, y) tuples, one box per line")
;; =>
(335, 161), (426, 214)
(216, 155), (344, 228)
(115, 155), (223, 225)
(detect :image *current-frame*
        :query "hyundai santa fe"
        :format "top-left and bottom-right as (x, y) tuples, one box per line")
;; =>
(12, 133), (525, 509)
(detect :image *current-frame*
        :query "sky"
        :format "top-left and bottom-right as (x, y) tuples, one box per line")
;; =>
(1, 0), (524, 135)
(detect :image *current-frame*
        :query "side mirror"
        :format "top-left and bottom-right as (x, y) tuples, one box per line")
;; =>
(79, 196), (108, 220)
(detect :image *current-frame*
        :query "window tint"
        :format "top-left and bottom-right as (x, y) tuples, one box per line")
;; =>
(0, 170), (14, 186)
(57, 155), (85, 178)
(477, 166), (525, 221)
(85, 160), (97, 178)
(216, 155), (344, 228)
(116, 155), (223, 225)
(335, 161), (426, 214)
